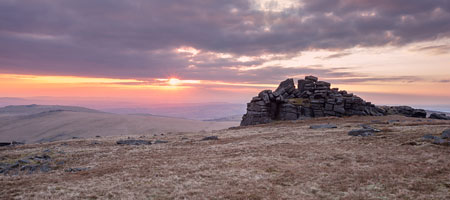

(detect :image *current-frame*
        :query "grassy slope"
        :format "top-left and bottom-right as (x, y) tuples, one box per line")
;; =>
(0, 115), (449, 199)
(0, 109), (239, 143)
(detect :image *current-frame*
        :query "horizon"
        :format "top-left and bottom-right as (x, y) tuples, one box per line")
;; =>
(1, 0), (450, 112)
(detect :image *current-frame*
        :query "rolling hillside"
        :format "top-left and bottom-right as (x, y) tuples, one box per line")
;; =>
(0, 105), (239, 143)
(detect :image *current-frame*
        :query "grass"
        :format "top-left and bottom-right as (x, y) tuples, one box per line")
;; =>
(0, 115), (449, 199)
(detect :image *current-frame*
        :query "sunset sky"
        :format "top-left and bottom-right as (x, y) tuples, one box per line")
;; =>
(1, 0), (450, 110)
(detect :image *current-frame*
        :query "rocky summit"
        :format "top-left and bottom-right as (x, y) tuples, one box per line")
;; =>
(241, 76), (426, 126)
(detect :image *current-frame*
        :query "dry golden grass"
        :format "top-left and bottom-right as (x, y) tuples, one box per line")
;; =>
(1, 115), (449, 199)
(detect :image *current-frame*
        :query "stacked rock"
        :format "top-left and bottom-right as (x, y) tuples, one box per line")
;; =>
(241, 76), (386, 126)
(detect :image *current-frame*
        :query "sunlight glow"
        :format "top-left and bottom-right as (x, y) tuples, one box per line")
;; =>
(168, 78), (181, 85)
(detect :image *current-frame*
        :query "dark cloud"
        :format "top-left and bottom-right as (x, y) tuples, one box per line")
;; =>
(0, 0), (449, 81)
(438, 79), (450, 83)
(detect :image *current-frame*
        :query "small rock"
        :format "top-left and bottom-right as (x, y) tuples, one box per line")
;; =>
(181, 137), (189, 140)
(310, 124), (338, 129)
(154, 140), (169, 144)
(42, 149), (51, 153)
(9, 163), (19, 169)
(360, 124), (374, 129)
(432, 138), (448, 145)
(33, 154), (51, 161)
(422, 135), (438, 140)
(40, 165), (51, 172)
(116, 140), (151, 145)
(56, 161), (65, 165)
(91, 141), (101, 145)
(20, 165), (39, 174)
(388, 120), (400, 123)
(442, 129), (450, 139)
(348, 129), (377, 137)
(65, 167), (88, 173)
(95, 135), (101, 138)
(18, 159), (30, 164)
(201, 136), (219, 141)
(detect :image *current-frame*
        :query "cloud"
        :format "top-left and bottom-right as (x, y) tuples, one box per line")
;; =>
(0, 0), (449, 81)
(318, 52), (352, 60)
(325, 76), (424, 84)
(415, 45), (450, 54)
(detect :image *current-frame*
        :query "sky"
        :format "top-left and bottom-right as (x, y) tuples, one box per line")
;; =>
(1, 0), (450, 110)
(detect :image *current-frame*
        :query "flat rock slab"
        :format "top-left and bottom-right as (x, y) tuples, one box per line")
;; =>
(432, 138), (449, 146)
(154, 140), (169, 144)
(422, 135), (439, 140)
(348, 128), (378, 137)
(310, 124), (338, 129)
(116, 140), (151, 145)
(201, 136), (219, 141)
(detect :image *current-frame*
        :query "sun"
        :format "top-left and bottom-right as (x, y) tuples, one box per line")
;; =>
(168, 78), (181, 85)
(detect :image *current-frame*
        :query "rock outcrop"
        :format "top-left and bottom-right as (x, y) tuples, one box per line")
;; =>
(240, 76), (427, 126)
(429, 113), (450, 120)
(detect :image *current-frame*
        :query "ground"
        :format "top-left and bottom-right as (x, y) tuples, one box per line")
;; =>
(1, 115), (449, 199)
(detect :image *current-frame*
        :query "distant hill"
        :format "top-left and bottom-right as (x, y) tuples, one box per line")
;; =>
(103, 103), (246, 120)
(204, 114), (243, 122)
(0, 104), (100, 116)
(0, 105), (239, 144)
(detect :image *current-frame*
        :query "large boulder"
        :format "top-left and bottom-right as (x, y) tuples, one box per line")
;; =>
(377, 106), (426, 118)
(429, 113), (450, 120)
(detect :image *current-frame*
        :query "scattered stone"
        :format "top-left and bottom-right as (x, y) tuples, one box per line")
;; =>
(116, 140), (151, 145)
(18, 159), (30, 164)
(201, 136), (219, 141)
(154, 140), (169, 144)
(40, 164), (52, 172)
(422, 135), (438, 140)
(56, 161), (65, 165)
(310, 124), (338, 129)
(43, 149), (51, 153)
(388, 120), (400, 123)
(348, 128), (378, 137)
(20, 165), (39, 174)
(95, 135), (101, 138)
(429, 113), (450, 120)
(91, 141), (101, 145)
(32, 154), (51, 161)
(432, 138), (448, 145)
(61, 143), (68, 146)
(181, 137), (189, 140)
(65, 167), (89, 173)
(442, 129), (450, 139)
